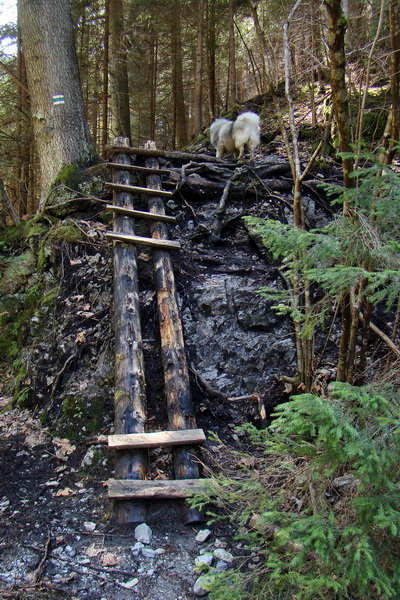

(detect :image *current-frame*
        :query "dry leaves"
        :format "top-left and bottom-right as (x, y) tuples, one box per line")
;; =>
(53, 437), (76, 461)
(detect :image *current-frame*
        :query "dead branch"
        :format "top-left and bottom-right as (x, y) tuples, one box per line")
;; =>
(360, 312), (400, 359)
(30, 526), (51, 584)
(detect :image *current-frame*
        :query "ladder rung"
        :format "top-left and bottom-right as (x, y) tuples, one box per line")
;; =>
(106, 182), (173, 198)
(106, 204), (176, 224)
(107, 478), (210, 499)
(108, 429), (206, 450)
(106, 162), (170, 176)
(106, 231), (181, 250)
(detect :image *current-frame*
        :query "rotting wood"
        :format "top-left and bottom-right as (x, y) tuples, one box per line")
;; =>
(106, 231), (181, 250)
(106, 204), (176, 223)
(107, 478), (209, 499)
(105, 182), (174, 198)
(111, 136), (148, 524)
(144, 152), (204, 523)
(108, 428), (206, 449)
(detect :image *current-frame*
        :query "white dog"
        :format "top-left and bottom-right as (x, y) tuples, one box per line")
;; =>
(210, 111), (260, 160)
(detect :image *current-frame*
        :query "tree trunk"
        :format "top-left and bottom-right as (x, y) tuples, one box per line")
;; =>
(170, 0), (188, 148)
(193, 0), (204, 136)
(101, 0), (110, 155)
(18, 0), (96, 206)
(324, 0), (355, 382)
(149, 31), (158, 142)
(385, 0), (400, 163)
(207, 0), (217, 118)
(109, 0), (131, 139)
(228, 0), (237, 105)
(324, 0), (353, 189)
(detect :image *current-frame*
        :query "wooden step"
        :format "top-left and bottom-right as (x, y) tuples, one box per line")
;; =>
(106, 231), (181, 250)
(106, 162), (170, 176)
(106, 204), (176, 224)
(108, 429), (206, 450)
(107, 478), (210, 499)
(105, 182), (173, 198)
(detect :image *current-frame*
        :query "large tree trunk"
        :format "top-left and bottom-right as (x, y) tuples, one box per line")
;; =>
(170, 0), (188, 148)
(207, 0), (217, 118)
(324, 0), (353, 190)
(101, 0), (110, 155)
(193, 0), (204, 136)
(18, 0), (96, 206)
(385, 0), (400, 164)
(149, 30), (158, 142)
(228, 0), (237, 106)
(109, 0), (131, 139)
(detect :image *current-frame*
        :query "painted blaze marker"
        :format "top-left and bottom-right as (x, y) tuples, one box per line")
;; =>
(52, 94), (65, 105)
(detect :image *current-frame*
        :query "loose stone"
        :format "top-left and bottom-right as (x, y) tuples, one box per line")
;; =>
(195, 529), (212, 543)
(134, 523), (152, 544)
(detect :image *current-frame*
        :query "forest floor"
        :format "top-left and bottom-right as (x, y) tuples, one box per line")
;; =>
(0, 395), (241, 600)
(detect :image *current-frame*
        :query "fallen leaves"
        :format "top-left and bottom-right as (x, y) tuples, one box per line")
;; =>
(53, 437), (76, 461)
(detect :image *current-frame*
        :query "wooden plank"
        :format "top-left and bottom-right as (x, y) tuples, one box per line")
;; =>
(106, 162), (170, 176)
(106, 204), (176, 223)
(108, 429), (206, 450)
(105, 182), (173, 198)
(107, 478), (210, 499)
(106, 231), (181, 250)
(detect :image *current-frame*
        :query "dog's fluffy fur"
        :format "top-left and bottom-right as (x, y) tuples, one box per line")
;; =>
(210, 111), (260, 160)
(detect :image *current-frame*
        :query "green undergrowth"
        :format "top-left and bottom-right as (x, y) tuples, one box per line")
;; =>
(189, 382), (400, 600)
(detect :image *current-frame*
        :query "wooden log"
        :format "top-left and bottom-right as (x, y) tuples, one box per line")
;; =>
(105, 182), (174, 198)
(108, 429), (206, 449)
(108, 478), (209, 499)
(145, 155), (204, 524)
(106, 231), (181, 250)
(111, 136), (148, 524)
(106, 204), (176, 223)
(104, 145), (225, 164)
(106, 162), (170, 176)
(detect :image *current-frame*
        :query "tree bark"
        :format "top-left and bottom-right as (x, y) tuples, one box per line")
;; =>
(101, 0), (110, 155)
(228, 0), (237, 106)
(109, 0), (131, 139)
(385, 0), (400, 163)
(193, 0), (205, 135)
(170, 0), (188, 148)
(207, 0), (217, 118)
(18, 0), (96, 206)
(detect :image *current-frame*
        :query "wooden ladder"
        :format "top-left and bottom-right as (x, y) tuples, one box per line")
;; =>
(105, 138), (207, 524)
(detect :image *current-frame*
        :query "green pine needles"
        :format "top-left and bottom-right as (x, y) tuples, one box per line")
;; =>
(190, 383), (400, 599)
(243, 152), (400, 385)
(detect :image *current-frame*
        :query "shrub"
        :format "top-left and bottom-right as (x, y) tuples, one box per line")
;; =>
(190, 383), (400, 599)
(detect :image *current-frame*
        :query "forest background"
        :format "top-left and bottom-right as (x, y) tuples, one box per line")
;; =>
(0, 0), (397, 214)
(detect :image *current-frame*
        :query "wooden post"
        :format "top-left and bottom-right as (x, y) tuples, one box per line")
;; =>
(144, 154), (204, 524)
(112, 137), (147, 524)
